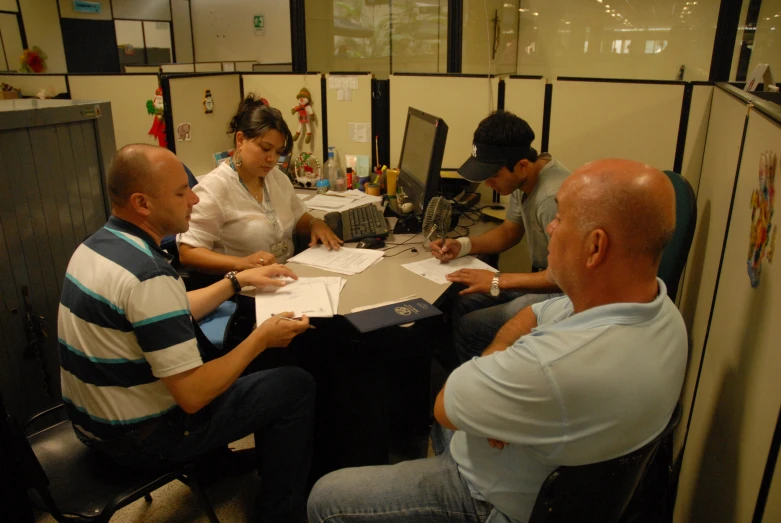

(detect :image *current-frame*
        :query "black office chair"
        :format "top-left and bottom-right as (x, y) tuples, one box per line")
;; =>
(527, 404), (682, 523)
(5, 403), (220, 523)
(658, 171), (697, 300)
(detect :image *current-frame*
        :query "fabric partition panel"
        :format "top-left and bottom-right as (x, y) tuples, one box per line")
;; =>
(235, 61), (256, 72)
(674, 87), (749, 462)
(167, 74), (241, 176)
(499, 77), (547, 205)
(763, 452), (781, 522)
(125, 65), (160, 73)
(240, 73), (324, 170)
(389, 75), (499, 170)
(548, 79), (685, 172)
(324, 74), (372, 184)
(0, 75), (67, 97)
(674, 107), (781, 523)
(68, 74), (160, 150)
(161, 63), (195, 73)
(195, 62), (222, 72)
(680, 85), (715, 195)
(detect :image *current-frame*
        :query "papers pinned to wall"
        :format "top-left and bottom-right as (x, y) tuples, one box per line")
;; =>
(329, 75), (359, 102)
(349, 123), (371, 143)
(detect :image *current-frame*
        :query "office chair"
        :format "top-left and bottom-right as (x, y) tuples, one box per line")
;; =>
(658, 171), (697, 300)
(527, 404), (682, 523)
(4, 403), (220, 523)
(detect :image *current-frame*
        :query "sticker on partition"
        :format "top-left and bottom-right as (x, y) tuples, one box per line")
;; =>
(747, 150), (776, 287)
(176, 123), (192, 142)
(203, 90), (214, 114)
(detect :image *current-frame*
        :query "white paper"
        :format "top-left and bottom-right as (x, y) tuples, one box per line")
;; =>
(305, 194), (349, 211)
(306, 191), (383, 212)
(401, 256), (498, 285)
(349, 123), (371, 143)
(255, 281), (332, 323)
(289, 246), (384, 275)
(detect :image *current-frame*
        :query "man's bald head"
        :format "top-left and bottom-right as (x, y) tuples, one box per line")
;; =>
(107, 144), (169, 209)
(566, 159), (676, 263)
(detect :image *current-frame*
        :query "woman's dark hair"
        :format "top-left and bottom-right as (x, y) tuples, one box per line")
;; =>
(473, 110), (538, 162)
(228, 93), (293, 156)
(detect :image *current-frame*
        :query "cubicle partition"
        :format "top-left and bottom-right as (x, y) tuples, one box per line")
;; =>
(241, 73), (324, 167)
(195, 62), (222, 72)
(389, 73), (500, 170)
(0, 73), (68, 98)
(502, 76), (547, 152)
(674, 89), (781, 523)
(124, 65), (160, 74)
(163, 73), (241, 176)
(548, 78), (686, 173)
(674, 86), (749, 463)
(161, 63), (195, 73)
(324, 73), (373, 179)
(679, 84), (715, 194)
(68, 74), (160, 150)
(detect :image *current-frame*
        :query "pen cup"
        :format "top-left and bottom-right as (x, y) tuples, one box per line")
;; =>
(358, 176), (369, 192)
(367, 183), (381, 196)
(385, 168), (398, 196)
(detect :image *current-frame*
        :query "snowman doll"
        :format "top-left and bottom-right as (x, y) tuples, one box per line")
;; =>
(291, 87), (314, 144)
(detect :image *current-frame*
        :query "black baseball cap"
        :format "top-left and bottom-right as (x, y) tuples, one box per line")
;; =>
(457, 142), (534, 182)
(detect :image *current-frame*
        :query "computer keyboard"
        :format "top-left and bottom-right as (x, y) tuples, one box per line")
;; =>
(323, 204), (390, 243)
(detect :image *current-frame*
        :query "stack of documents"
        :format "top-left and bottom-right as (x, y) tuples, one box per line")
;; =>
(255, 277), (347, 324)
(305, 189), (383, 212)
(288, 246), (384, 276)
(401, 256), (498, 285)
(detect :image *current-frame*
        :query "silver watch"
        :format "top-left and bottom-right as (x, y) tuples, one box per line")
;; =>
(489, 272), (501, 297)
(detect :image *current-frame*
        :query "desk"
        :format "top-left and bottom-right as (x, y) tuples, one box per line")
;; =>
(292, 189), (497, 313)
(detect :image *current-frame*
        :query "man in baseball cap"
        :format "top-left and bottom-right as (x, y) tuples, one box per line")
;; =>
(431, 110), (571, 367)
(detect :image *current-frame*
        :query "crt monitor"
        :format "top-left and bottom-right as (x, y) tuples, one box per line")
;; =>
(396, 107), (448, 215)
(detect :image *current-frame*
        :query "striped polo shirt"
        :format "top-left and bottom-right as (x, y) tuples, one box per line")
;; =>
(58, 216), (202, 441)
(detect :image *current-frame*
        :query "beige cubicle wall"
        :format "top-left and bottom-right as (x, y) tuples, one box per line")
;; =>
(235, 61), (255, 72)
(389, 74), (499, 171)
(124, 65), (160, 73)
(765, 455), (781, 523)
(195, 62), (222, 72)
(548, 79), (685, 172)
(501, 76), (548, 205)
(161, 63), (195, 73)
(68, 74), (160, 151)
(167, 74), (241, 176)
(241, 73), (324, 167)
(324, 74), (372, 180)
(680, 84), (715, 194)
(0, 74), (67, 97)
(674, 106), (781, 523)
(674, 86), (749, 462)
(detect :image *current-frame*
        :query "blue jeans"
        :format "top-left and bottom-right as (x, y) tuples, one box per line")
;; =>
(452, 291), (561, 364)
(307, 449), (494, 522)
(101, 367), (315, 523)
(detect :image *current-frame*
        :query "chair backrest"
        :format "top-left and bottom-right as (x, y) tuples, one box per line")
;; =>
(528, 404), (682, 523)
(658, 171), (697, 299)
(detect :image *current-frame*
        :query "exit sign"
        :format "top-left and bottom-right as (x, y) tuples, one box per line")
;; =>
(254, 15), (264, 29)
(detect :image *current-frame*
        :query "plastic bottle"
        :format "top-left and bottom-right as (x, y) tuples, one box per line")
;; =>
(325, 147), (346, 192)
(346, 167), (354, 190)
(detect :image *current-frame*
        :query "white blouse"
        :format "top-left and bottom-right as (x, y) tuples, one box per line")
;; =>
(177, 161), (308, 263)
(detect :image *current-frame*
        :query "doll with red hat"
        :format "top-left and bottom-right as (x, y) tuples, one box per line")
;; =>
(291, 87), (314, 144)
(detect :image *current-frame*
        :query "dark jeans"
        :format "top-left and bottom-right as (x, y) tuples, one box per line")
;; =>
(88, 367), (315, 523)
(452, 291), (559, 364)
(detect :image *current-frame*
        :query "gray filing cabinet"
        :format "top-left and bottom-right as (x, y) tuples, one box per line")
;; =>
(0, 99), (116, 421)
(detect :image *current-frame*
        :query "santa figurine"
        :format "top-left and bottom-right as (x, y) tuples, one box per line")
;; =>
(146, 87), (167, 148)
(291, 87), (314, 144)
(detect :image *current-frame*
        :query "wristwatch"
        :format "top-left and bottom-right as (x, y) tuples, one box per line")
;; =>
(225, 270), (241, 295)
(489, 272), (501, 297)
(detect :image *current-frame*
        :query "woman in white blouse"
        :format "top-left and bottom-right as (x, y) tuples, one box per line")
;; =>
(178, 95), (342, 273)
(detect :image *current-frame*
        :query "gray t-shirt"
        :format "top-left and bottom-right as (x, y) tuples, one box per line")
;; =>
(445, 279), (687, 522)
(505, 158), (570, 270)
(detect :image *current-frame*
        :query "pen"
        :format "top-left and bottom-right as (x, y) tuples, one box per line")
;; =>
(270, 313), (317, 330)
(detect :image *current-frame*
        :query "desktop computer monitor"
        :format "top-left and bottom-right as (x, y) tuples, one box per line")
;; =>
(396, 107), (448, 215)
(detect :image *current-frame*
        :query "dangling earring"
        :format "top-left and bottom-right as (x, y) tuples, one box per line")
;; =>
(234, 149), (243, 167)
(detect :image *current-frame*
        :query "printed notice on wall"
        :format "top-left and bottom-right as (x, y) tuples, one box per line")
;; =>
(330, 75), (359, 102)
(349, 123), (371, 143)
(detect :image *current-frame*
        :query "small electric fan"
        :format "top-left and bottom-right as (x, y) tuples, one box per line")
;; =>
(422, 196), (452, 250)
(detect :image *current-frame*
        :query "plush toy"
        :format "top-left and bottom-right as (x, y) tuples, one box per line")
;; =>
(291, 87), (314, 144)
(146, 87), (167, 147)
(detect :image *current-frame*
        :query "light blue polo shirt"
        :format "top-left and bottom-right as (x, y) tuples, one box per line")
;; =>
(444, 279), (687, 522)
